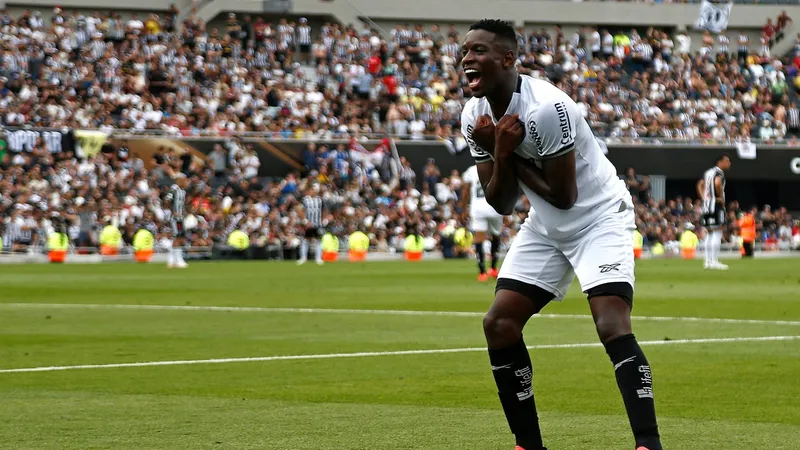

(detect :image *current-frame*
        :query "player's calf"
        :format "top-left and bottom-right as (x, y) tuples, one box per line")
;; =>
(588, 286), (663, 450)
(484, 284), (553, 450)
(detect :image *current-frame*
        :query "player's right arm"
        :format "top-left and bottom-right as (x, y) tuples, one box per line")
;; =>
(696, 179), (705, 200)
(461, 109), (519, 215)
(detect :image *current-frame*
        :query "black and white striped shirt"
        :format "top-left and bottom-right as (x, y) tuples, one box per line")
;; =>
(3, 220), (33, 244)
(89, 39), (106, 60)
(254, 50), (269, 67)
(718, 35), (730, 54)
(442, 42), (460, 59)
(75, 29), (90, 48)
(738, 34), (749, 52)
(702, 167), (725, 214)
(302, 195), (324, 228)
(297, 25), (312, 45)
(397, 29), (411, 46)
(787, 107), (800, 129)
(170, 185), (187, 220)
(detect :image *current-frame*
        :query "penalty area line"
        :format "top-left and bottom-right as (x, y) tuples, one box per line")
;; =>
(0, 335), (798, 374)
(2, 302), (800, 327)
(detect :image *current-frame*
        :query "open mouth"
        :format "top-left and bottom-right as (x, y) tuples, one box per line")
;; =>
(464, 68), (482, 90)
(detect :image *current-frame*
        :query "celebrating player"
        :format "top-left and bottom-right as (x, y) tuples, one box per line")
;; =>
(698, 154), (731, 270)
(462, 164), (505, 281)
(460, 20), (662, 450)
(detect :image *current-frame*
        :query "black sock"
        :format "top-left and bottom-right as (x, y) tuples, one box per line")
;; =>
(490, 236), (501, 270)
(475, 242), (486, 274)
(605, 334), (662, 450)
(489, 338), (544, 450)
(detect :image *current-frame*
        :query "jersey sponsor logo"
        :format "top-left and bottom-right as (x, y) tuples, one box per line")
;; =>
(465, 124), (484, 155)
(554, 102), (573, 147)
(527, 119), (544, 155)
(598, 263), (621, 273)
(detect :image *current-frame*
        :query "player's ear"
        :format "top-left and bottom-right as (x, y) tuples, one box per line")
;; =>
(503, 49), (516, 69)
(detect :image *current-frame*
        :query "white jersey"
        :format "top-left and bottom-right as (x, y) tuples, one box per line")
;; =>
(461, 75), (630, 239)
(702, 166), (725, 214)
(463, 165), (497, 216)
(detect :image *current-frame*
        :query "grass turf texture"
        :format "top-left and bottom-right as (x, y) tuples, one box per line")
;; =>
(0, 259), (799, 449)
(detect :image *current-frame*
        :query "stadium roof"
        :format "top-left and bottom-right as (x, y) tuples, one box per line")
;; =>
(10, 0), (799, 30)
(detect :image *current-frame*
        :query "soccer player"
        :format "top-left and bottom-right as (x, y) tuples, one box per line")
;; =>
(462, 164), (504, 281)
(698, 154), (731, 270)
(298, 187), (325, 265)
(460, 20), (662, 450)
(167, 177), (189, 269)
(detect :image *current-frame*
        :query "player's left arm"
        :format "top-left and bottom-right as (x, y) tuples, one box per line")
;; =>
(515, 100), (578, 210)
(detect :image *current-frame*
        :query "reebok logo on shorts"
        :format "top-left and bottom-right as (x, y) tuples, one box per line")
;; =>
(598, 263), (621, 273)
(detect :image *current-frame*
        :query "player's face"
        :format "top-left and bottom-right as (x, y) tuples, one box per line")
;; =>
(720, 157), (732, 171)
(461, 30), (512, 98)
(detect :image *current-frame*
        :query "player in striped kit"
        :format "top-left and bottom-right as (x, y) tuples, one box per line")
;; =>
(463, 164), (506, 281)
(167, 177), (190, 268)
(298, 188), (325, 265)
(697, 154), (731, 270)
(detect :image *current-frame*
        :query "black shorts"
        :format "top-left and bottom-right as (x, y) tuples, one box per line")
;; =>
(171, 219), (185, 238)
(702, 209), (726, 229)
(300, 43), (311, 53)
(305, 227), (322, 239)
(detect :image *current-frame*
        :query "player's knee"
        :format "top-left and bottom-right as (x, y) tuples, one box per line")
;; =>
(593, 309), (632, 344)
(483, 313), (523, 347)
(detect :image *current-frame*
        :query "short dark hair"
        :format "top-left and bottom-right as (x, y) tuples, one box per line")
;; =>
(716, 153), (730, 164)
(469, 19), (517, 51)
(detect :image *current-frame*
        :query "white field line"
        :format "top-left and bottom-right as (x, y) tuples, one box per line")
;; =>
(2, 302), (800, 327)
(0, 335), (798, 374)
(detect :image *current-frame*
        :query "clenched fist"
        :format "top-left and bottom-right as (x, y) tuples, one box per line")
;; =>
(494, 114), (524, 160)
(471, 115), (496, 155)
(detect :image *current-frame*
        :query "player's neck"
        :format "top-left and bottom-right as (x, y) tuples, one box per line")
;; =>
(487, 72), (519, 119)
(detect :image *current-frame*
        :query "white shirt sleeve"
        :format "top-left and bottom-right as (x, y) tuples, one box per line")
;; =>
(462, 166), (477, 185)
(461, 105), (493, 164)
(525, 98), (579, 159)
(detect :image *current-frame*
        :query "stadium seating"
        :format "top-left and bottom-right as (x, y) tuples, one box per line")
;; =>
(0, 6), (797, 256)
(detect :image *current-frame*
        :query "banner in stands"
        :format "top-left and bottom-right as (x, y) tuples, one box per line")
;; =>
(75, 130), (110, 157)
(2, 127), (75, 154)
(110, 136), (394, 177)
(695, 0), (733, 33)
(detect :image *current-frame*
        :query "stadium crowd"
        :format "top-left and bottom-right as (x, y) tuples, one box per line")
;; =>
(0, 6), (798, 143)
(1, 134), (798, 255)
(0, 7), (798, 256)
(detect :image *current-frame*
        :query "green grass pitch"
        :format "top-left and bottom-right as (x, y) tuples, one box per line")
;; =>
(0, 259), (799, 449)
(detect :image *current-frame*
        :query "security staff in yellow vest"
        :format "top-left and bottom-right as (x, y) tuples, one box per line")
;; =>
(453, 227), (473, 257)
(321, 231), (340, 262)
(99, 218), (122, 256)
(47, 219), (70, 263)
(404, 231), (425, 261)
(680, 223), (699, 260)
(348, 229), (370, 262)
(228, 230), (250, 250)
(633, 229), (644, 259)
(133, 228), (155, 263)
(651, 241), (665, 257)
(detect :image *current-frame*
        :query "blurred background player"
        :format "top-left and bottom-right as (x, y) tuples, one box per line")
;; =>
(298, 187), (325, 265)
(462, 164), (504, 281)
(167, 176), (189, 269)
(698, 154), (731, 270)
